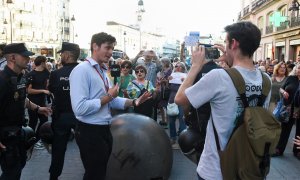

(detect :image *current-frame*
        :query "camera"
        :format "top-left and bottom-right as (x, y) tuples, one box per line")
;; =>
(109, 60), (120, 84)
(200, 44), (220, 60)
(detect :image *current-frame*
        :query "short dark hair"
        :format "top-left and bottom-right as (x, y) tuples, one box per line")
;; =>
(90, 32), (116, 53)
(121, 60), (132, 68)
(69, 50), (80, 61)
(225, 21), (261, 58)
(135, 65), (147, 74)
(34, 56), (47, 66)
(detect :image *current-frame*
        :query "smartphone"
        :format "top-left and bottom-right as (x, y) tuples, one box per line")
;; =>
(200, 44), (220, 61)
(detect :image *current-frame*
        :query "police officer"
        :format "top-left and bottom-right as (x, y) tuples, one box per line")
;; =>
(48, 42), (80, 180)
(0, 43), (52, 179)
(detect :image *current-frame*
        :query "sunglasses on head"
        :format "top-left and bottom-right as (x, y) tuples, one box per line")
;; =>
(135, 69), (145, 73)
(121, 66), (131, 69)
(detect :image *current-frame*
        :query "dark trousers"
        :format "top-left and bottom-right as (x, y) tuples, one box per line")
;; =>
(28, 109), (48, 140)
(75, 121), (112, 180)
(197, 173), (205, 180)
(276, 117), (300, 154)
(0, 136), (27, 180)
(49, 113), (76, 179)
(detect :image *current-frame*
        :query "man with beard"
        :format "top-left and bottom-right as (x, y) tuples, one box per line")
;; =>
(48, 42), (80, 180)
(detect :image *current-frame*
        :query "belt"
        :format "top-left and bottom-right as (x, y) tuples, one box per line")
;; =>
(76, 120), (110, 129)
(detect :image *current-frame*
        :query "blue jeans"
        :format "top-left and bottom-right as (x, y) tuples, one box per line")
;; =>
(168, 105), (186, 139)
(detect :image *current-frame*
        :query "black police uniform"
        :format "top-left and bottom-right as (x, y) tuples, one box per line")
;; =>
(48, 63), (78, 179)
(0, 66), (27, 179)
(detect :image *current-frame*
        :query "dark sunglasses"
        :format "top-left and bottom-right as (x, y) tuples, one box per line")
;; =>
(121, 66), (131, 69)
(135, 69), (145, 73)
(175, 65), (181, 68)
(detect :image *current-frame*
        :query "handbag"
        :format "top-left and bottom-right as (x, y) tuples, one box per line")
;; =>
(167, 103), (179, 116)
(273, 99), (291, 123)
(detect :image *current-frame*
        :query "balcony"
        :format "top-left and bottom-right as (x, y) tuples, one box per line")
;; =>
(265, 25), (273, 34)
(243, 5), (250, 16)
(276, 21), (289, 31)
(290, 16), (300, 28)
(240, 0), (272, 19)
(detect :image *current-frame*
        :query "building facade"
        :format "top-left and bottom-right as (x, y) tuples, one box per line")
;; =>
(106, 21), (180, 59)
(0, 0), (73, 59)
(239, 0), (300, 62)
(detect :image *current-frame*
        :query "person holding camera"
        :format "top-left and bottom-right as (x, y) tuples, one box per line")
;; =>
(0, 43), (52, 179)
(175, 22), (269, 179)
(111, 60), (136, 115)
(48, 42), (80, 180)
(117, 60), (135, 98)
(69, 32), (151, 180)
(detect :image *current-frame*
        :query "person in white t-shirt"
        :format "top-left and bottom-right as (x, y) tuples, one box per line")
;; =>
(175, 21), (271, 180)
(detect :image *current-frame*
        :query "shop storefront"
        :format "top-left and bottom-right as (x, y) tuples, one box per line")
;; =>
(265, 43), (273, 60)
(290, 39), (300, 61)
(275, 41), (285, 61)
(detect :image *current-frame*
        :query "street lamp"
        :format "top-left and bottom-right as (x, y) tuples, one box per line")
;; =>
(2, 28), (7, 44)
(137, 0), (145, 51)
(123, 31), (126, 53)
(289, 0), (300, 17)
(71, 15), (75, 43)
(5, 0), (13, 43)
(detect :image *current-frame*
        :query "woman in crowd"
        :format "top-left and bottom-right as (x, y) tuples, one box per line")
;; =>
(126, 65), (157, 118)
(111, 60), (135, 115)
(168, 62), (187, 145)
(157, 57), (173, 127)
(273, 64), (300, 160)
(269, 62), (288, 112)
(117, 60), (135, 98)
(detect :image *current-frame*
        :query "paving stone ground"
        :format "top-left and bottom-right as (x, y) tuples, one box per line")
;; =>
(1, 115), (298, 180)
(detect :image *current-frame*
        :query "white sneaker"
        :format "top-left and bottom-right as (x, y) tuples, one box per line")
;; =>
(34, 141), (45, 150)
(172, 143), (180, 150)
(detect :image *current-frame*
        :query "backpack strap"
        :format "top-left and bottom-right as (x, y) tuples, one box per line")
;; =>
(224, 68), (271, 107)
(131, 80), (142, 91)
(225, 68), (248, 107)
(259, 72), (271, 106)
(213, 68), (271, 151)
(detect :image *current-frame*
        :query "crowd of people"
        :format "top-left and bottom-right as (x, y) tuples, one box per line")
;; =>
(0, 21), (300, 180)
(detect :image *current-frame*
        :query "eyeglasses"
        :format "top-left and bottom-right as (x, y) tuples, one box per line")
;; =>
(121, 66), (131, 69)
(175, 65), (180, 68)
(135, 69), (145, 73)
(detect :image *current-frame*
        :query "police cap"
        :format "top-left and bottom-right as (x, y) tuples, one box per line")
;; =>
(3, 43), (34, 57)
(57, 42), (80, 53)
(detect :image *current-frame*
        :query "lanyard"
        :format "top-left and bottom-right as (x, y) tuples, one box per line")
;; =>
(85, 59), (109, 92)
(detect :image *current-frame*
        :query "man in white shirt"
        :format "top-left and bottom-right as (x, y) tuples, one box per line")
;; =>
(69, 32), (150, 180)
(175, 21), (271, 180)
